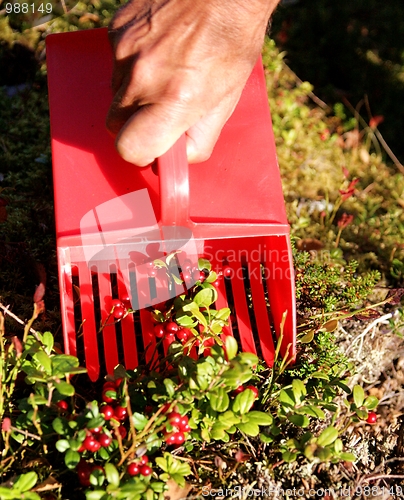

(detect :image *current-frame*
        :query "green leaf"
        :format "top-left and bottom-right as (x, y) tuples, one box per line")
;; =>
(353, 385), (365, 408)
(198, 258), (211, 272)
(0, 487), (19, 499)
(245, 411), (273, 426)
(55, 381), (75, 397)
(105, 463), (120, 487)
(218, 411), (241, 427)
(205, 271), (218, 283)
(52, 417), (69, 435)
(194, 288), (216, 308)
(42, 331), (54, 354)
(208, 388), (229, 412)
(292, 379), (306, 403)
(259, 433), (274, 443)
(299, 405), (325, 419)
(210, 423), (228, 440)
(363, 395), (379, 410)
(310, 371), (329, 381)
(13, 471), (38, 492)
(279, 388), (295, 407)
(33, 351), (52, 375)
(55, 439), (70, 452)
(225, 336), (238, 360)
(317, 426), (338, 447)
(65, 449), (81, 469)
(163, 378), (176, 398)
(85, 492), (106, 500)
(131, 412), (149, 431)
(339, 452), (356, 462)
(232, 390), (255, 415)
(288, 414), (309, 427)
(51, 354), (80, 376)
(237, 421), (260, 436)
(356, 408), (368, 420)
(282, 450), (297, 462)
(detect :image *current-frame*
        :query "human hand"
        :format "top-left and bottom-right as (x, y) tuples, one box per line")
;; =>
(107, 0), (279, 166)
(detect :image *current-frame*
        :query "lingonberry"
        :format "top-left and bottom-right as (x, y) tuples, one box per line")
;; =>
(82, 436), (101, 453)
(103, 381), (116, 391)
(114, 406), (128, 421)
(113, 305), (125, 319)
(165, 333), (176, 343)
(100, 405), (115, 420)
(77, 459), (92, 486)
(223, 267), (232, 278)
(176, 328), (190, 342)
(179, 416), (190, 432)
(114, 377), (123, 388)
(165, 321), (179, 334)
(139, 465), (152, 476)
(180, 271), (192, 282)
(118, 425), (127, 439)
(153, 324), (165, 338)
(245, 386), (259, 399)
(98, 433), (113, 447)
(102, 389), (117, 404)
(139, 455), (148, 465)
(111, 298), (123, 308)
(56, 400), (69, 411)
(148, 268), (157, 278)
(167, 411), (182, 427)
(173, 431), (186, 445)
(366, 412), (377, 424)
(90, 426), (102, 435)
(120, 294), (131, 306)
(234, 385), (245, 395)
(127, 462), (140, 476)
(164, 433), (177, 446)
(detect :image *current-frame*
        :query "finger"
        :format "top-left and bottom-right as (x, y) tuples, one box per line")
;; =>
(185, 93), (241, 163)
(115, 100), (197, 166)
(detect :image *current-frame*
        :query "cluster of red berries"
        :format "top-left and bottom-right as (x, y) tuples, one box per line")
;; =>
(153, 320), (194, 344)
(110, 296), (131, 320)
(126, 455), (152, 477)
(162, 408), (191, 446)
(77, 459), (105, 487)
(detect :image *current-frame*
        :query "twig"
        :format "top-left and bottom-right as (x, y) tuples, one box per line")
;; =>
(284, 64), (331, 111)
(344, 313), (392, 357)
(0, 302), (39, 337)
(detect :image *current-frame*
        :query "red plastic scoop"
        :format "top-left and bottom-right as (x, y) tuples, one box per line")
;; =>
(46, 28), (296, 381)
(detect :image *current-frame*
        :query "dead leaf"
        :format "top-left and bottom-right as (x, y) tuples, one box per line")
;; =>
(354, 308), (381, 321)
(79, 13), (100, 23)
(164, 479), (192, 500)
(296, 238), (324, 252)
(32, 476), (62, 492)
(300, 330), (315, 343)
(385, 288), (404, 305)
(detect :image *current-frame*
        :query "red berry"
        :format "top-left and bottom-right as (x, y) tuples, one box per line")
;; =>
(154, 324), (166, 338)
(56, 400), (69, 411)
(118, 425), (127, 439)
(245, 386), (259, 399)
(366, 412), (377, 424)
(102, 389), (117, 403)
(176, 329), (190, 342)
(180, 271), (192, 282)
(139, 465), (152, 476)
(103, 381), (116, 390)
(114, 406), (128, 421)
(173, 431), (186, 445)
(223, 267), (232, 278)
(233, 386), (245, 395)
(148, 268), (157, 277)
(167, 412), (182, 427)
(165, 433), (177, 445)
(111, 298), (123, 308)
(165, 321), (179, 334)
(179, 416), (190, 432)
(120, 294), (131, 306)
(82, 436), (101, 453)
(90, 426), (102, 435)
(115, 377), (123, 388)
(77, 459), (92, 486)
(100, 405), (114, 420)
(113, 305), (125, 319)
(98, 433), (113, 447)
(165, 333), (176, 343)
(127, 462), (140, 476)
(139, 455), (148, 465)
